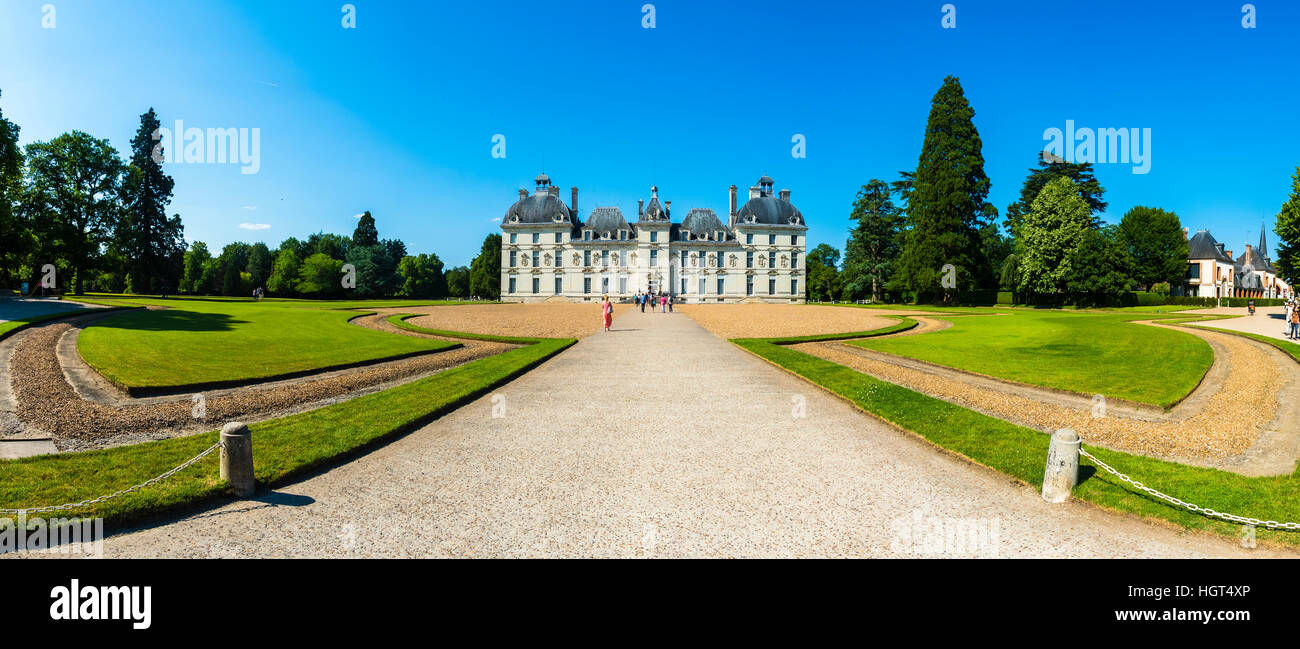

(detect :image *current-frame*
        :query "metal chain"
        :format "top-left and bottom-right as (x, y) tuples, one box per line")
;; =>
(1078, 445), (1300, 531)
(0, 440), (224, 516)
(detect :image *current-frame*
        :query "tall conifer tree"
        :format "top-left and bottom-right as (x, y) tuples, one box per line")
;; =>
(895, 76), (994, 299)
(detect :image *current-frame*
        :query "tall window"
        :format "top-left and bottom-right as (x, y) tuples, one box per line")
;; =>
(602, 277), (609, 293)
(792, 235), (799, 246)
(768, 278), (776, 295)
(556, 252), (563, 268)
(791, 252), (799, 268)
(509, 277), (516, 293)
(584, 278), (591, 294)
(554, 276), (562, 294)
(746, 277), (753, 296)
(681, 278), (687, 294)
(791, 279), (798, 296)
(583, 250), (591, 266)
(746, 252), (753, 268)
(532, 232), (540, 244)
(699, 277), (706, 294)
(768, 252), (775, 268)
(717, 253), (724, 269)
(509, 251), (517, 267)
(510, 233), (517, 243)
(602, 249), (609, 266)
(532, 251), (540, 267)
(532, 277), (539, 294)
(681, 250), (688, 266)
(768, 234), (776, 245)
(650, 231), (658, 243)
(555, 232), (562, 243)
(650, 250), (658, 267)
(619, 277), (627, 293)
(746, 233), (753, 245)
(717, 277), (724, 294)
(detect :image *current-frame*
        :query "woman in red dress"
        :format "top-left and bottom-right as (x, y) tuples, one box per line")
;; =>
(601, 294), (613, 332)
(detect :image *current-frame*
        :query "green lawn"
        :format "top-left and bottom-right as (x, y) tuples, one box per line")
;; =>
(845, 309), (1212, 408)
(76, 298), (463, 390)
(735, 321), (1300, 548)
(0, 330), (575, 525)
(0, 308), (96, 339)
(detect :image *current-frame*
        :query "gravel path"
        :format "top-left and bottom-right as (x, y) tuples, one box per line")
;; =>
(100, 309), (1286, 558)
(795, 322), (1300, 475)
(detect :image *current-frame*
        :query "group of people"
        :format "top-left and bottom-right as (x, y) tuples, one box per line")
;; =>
(1285, 298), (1300, 339)
(599, 291), (674, 333)
(635, 291), (671, 313)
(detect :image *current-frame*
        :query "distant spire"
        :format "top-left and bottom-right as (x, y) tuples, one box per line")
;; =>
(1259, 220), (1268, 257)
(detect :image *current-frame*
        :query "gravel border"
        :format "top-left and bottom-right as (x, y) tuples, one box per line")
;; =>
(3, 312), (510, 452)
(796, 322), (1300, 476)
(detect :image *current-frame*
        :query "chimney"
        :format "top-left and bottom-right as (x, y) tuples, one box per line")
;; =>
(1226, 250), (1233, 260)
(570, 186), (578, 214)
(548, 186), (559, 197)
(728, 185), (738, 220)
(664, 201), (671, 218)
(518, 188), (528, 200)
(779, 189), (790, 202)
(749, 185), (760, 200)
(638, 199), (644, 218)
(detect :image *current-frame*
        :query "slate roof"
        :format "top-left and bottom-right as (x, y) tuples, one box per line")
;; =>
(584, 207), (632, 237)
(680, 208), (729, 239)
(503, 192), (573, 225)
(735, 195), (805, 227)
(1187, 230), (1233, 263)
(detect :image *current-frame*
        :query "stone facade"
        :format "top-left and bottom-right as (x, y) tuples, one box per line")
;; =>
(500, 174), (808, 303)
(1179, 227), (1291, 299)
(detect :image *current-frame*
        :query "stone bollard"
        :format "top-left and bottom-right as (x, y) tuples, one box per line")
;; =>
(1041, 428), (1081, 503)
(219, 422), (255, 497)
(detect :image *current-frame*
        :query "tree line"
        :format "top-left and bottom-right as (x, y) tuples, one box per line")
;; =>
(0, 93), (504, 300)
(805, 76), (1300, 305)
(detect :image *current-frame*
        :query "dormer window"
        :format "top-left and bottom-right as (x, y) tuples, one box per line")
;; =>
(604, 231), (611, 239)
(584, 230), (592, 240)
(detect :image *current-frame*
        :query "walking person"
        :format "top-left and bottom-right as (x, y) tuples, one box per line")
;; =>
(601, 294), (613, 332)
(660, 293), (666, 313)
(640, 291), (646, 313)
(668, 293), (674, 313)
(1290, 304), (1299, 340)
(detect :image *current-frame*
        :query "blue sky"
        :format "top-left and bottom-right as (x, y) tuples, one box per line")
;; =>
(2, 0), (1297, 266)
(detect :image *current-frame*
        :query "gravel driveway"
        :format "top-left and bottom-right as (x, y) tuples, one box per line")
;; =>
(99, 309), (1289, 557)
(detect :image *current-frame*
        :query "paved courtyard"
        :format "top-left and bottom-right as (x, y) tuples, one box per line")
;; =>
(102, 308), (1286, 557)
(1186, 306), (1297, 344)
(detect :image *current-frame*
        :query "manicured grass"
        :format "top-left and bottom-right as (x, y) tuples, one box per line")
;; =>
(77, 300), (458, 390)
(1185, 324), (1300, 364)
(0, 332), (575, 525)
(0, 306), (132, 340)
(735, 328), (1300, 547)
(845, 309), (1212, 408)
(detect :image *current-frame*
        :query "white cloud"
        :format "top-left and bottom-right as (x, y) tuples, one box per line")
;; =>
(239, 223), (271, 231)
(353, 213), (364, 219)
(256, 80), (279, 87)
(490, 217), (501, 222)
(242, 206), (257, 211)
